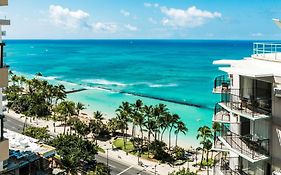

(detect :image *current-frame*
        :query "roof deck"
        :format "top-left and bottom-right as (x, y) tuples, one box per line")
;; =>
(252, 42), (281, 62)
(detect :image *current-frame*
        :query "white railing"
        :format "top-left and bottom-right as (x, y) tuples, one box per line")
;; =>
(253, 42), (281, 61)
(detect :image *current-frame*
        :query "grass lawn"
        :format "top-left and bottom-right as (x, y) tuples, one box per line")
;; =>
(97, 146), (105, 153)
(113, 138), (158, 162)
(113, 138), (135, 152)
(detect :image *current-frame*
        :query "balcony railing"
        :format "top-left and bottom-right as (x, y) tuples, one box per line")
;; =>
(220, 89), (271, 119)
(214, 103), (238, 123)
(213, 153), (241, 175)
(220, 124), (269, 161)
(253, 42), (281, 61)
(213, 75), (230, 93)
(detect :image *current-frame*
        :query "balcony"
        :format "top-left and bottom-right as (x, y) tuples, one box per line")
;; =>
(0, 0), (8, 6)
(213, 103), (239, 123)
(213, 75), (230, 93)
(218, 124), (269, 162)
(213, 137), (229, 152)
(220, 89), (271, 120)
(0, 138), (9, 161)
(252, 42), (281, 62)
(0, 19), (10, 25)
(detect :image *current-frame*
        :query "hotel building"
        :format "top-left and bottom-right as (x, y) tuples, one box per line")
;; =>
(212, 21), (281, 175)
(0, 0), (10, 172)
(0, 1), (56, 174)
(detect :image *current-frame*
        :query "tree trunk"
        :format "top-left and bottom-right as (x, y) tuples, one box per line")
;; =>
(53, 122), (56, 133)
(132, 124), (135, 138)
(200, 149), (204, 170)
(63, 115), (67, 135)
(140, 126), (143, 146)
(169, 127), (173, 150)
(123, 129), (126, 150)
(23, 116), (28, 132)
(161, 127), (166, 141)
(148, 131), (151, 158)
(175, 133), (178, 147)
(207, 150), (209, 175)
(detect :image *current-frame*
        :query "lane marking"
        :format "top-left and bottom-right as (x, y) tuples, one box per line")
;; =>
(116, 165), (135, 175)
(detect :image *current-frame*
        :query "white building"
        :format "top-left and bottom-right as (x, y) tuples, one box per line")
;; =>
(212, 21), (281, 175)
(0, 0), (10, 172)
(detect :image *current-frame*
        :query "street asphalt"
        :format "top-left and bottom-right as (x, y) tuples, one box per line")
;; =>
(4, 114), (153, 175)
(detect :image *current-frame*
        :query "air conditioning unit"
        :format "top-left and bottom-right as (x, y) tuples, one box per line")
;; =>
(1, 31), (6, 36)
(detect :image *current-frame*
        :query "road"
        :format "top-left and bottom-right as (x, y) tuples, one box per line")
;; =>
(4, 114), (153, 175)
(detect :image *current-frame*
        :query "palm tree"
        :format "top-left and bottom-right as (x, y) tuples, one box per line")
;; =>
(76, 102), (85, 116)
(55, 101), (76, 134)
(135, 112), (145, 146)
(159, 112), (171, 141)
(168, 114), (179, 150)
(35, 72), (43, 78)
(93, 111), (104, 121)
(212, 122), (221, 144)
(115, 111), (129, 149)
(143, 105), (155, 143)
(174, 121), (188, 147)
(130, 100), (143, 138)
(203, 139), (213, 175)
(197, 126), (213, 169)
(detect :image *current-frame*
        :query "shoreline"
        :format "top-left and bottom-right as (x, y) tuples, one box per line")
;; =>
(9, 71), (210, 147)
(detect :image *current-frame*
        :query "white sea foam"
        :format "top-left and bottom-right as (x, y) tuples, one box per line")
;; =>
(82, 79), (127, 87)
(148, 83), (178, 88)
(39, 76), (60, 80)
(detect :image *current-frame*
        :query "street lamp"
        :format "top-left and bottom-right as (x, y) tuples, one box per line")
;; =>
(106, 148), (110, 174)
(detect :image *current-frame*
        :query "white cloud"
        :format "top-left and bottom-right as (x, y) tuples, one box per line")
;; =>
(92, 22), (118, 33)
(49, 5), (118, 33)
(124, 24), (138, 31)
(148, 17), (157, 24)
(120, 9), (130, 17)
(251, 32), (263, 37)
(49, 5), (90, 29)
(144, 2), (159, 8)
(160, 6), (221, 28)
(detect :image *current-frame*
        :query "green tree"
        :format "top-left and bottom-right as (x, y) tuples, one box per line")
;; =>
(130, 99), (143, 138)
(49, 134), (98, 174)
(54, 101), (76, 134)
(168, 114), (180, 150)
(22, 126), (50, 142)
(168, 168), (198, 175)
(197, 126), (213, 169)
(174, 121), (188, 147)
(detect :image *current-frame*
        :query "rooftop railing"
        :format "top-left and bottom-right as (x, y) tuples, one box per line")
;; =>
(220, 124), (269, 161)
(253, 42), (281, 61)
(220, 89), (272, 119)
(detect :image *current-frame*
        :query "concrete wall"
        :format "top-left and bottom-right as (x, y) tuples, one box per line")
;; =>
(0, 67), (8, 88)
(0, 139), (9, 161)
(0, 0), (8, 6)
(271, 91), (281, 170)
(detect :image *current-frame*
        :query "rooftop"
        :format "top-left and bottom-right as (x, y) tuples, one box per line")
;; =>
(214, 42), (281, 79)
(2, 129), (56, 173)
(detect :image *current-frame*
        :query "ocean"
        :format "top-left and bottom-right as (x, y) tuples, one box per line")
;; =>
(5, 40), (253, 146)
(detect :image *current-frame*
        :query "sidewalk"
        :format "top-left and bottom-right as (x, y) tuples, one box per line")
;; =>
(4, 110), (210, 175)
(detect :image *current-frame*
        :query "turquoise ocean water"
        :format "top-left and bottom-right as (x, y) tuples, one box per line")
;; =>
(5, 40), (253, 146)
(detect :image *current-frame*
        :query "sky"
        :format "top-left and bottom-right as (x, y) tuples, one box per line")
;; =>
(1, 0), (281, 39)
